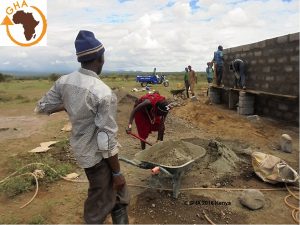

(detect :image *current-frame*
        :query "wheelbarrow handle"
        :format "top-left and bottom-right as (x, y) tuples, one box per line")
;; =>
(127, 131), (153, 146)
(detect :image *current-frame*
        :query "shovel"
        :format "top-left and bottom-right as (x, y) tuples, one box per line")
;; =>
(127, 131), (152, 146)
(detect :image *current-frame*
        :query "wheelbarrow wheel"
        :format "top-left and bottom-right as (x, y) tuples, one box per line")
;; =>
(163, 81), (169, 87)
(141, 82), (147, 87)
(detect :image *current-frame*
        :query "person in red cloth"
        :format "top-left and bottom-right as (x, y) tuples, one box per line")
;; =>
(126, 92), (170, 150)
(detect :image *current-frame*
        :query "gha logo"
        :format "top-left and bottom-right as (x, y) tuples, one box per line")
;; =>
(0, 0), (47, 46)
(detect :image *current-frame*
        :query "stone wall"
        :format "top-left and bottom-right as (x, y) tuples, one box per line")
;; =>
(220, 33), (299, 123)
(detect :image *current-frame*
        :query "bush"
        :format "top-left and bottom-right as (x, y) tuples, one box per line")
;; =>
(48, 73), (60, 82)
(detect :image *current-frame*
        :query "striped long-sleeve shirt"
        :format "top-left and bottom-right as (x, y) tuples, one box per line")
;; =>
(35, 68), (119, 168)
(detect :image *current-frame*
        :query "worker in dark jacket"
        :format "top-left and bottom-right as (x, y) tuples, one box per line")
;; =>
(229, 59), (246, 89)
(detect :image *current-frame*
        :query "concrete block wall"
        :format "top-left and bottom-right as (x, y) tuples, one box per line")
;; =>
(221, 33), (299, 123)
(223, 32), (299, 96)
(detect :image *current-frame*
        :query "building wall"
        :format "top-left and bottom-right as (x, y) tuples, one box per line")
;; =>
(221, 33), (299, 123)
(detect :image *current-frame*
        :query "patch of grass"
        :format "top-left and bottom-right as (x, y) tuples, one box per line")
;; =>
(0, 139), (76, 197)
(0, 214), (22, 224)
(15, 94), (31, 103)
(0, 95), (13, 102)
(0, 175), (33, 197)
(28, 214), (45, 224)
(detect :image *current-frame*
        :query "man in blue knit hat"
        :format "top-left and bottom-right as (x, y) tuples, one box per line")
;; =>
(35, 30), (129, 224)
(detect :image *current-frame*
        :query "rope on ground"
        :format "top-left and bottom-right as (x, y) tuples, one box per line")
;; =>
(284, 183), (300, 224)
(203, 210), (216, 225)
(0, 163), (87, 184)
(0, 163), (88, 209)
(18, 173), (39, 209)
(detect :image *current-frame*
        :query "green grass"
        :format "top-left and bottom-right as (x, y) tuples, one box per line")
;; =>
(0, 139), (76, 197)
(28, 214), (46, 224)
(0, 74), (209, 101)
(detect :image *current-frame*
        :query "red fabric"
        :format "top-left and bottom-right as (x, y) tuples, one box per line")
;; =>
(134, 93), (165, 139)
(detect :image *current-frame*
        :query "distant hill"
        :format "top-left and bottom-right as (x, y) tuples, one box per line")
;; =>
(0, 70), (204, 77)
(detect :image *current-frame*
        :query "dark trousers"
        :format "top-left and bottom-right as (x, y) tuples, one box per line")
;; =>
(84, 160), (129, 224)
(184, 80), (190, 98)
(234, 62), (246, 87)
(216, 65), (223, 86)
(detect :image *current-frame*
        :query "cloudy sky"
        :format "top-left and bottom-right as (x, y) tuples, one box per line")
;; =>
(0, 0), (299, 73)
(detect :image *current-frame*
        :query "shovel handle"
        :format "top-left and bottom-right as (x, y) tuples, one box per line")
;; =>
(128, 132), (152, 146)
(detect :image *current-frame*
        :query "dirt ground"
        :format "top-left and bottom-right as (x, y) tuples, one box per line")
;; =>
(0, 87), (299, 224)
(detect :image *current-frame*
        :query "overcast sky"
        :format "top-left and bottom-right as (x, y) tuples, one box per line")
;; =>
(0, 0), (299, 73)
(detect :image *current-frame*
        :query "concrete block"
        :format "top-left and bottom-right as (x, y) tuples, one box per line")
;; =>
(284, 47), (294, 54)
(229, 91), (239, 109)
(276, 76), (286, 82)
(263, 108), (269, 114)
(242, 45), (250, 51)
(239, 91), (247, 97)
(262, 66), (271, 73)
(254, 51), (262, 57)
(268, 58), (275, 63)
(266, 38), (276, 46)
(278, 103), (289, 111)
(231, 46), (243, 53)
(237, 106), (254, 115)
(254, 83), (260, 88)
(265, 76), (274, 81)
(223, 48), (231, 54)
(241, 53), (247, 57)
(258, 59), (265, 64)
(253, 40), (266, 48)
(262, 50), (269, 57)
(239, 99), (254, 108)
(283, 112), (294, 121)
(284, 66), (293, 72)
(289, 33), (299, 42)
(290, 55), (299, 62)
(251, 60), (257, 65)
(275, 111), (283, 118)
(239, 95), (255, 101)
(261, 83), (269, 89)
(277, 35), (288, 43)
(277, 56), (287, 63)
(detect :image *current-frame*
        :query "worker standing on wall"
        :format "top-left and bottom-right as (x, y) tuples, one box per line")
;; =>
(212, 45), (224, 86)
(229, 58), (246, 90)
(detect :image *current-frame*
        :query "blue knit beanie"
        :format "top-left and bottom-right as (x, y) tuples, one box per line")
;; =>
(75, 30), (105, 62)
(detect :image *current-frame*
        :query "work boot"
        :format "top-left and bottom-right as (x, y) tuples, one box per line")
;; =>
(111, 206), (129, 224)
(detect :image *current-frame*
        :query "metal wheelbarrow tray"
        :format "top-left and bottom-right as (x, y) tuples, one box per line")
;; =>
(120, 140), (206, 198)
(170, 89), (186, 99)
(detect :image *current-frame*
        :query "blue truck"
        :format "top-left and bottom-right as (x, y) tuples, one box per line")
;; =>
(136, 68), (169, 87)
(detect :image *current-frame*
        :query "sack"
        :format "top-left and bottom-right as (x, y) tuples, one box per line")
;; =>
(251, 151), (299, 184)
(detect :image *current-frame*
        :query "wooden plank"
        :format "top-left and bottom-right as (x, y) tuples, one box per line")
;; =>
(227, 88), (298, 100)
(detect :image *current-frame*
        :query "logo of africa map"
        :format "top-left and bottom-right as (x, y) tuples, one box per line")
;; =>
(0, 0), (47, 47)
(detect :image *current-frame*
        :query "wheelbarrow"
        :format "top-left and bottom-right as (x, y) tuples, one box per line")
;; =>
(170, 88), (186, 99)
(119, 141), (206, 198)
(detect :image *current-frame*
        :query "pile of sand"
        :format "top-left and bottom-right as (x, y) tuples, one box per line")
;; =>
(113, 88), (138, 104)
(134, 140), (206, 166)
(182, 138), (242, 174)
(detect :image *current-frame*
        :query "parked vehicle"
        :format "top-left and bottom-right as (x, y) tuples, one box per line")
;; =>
(136, 73), (169, 87)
